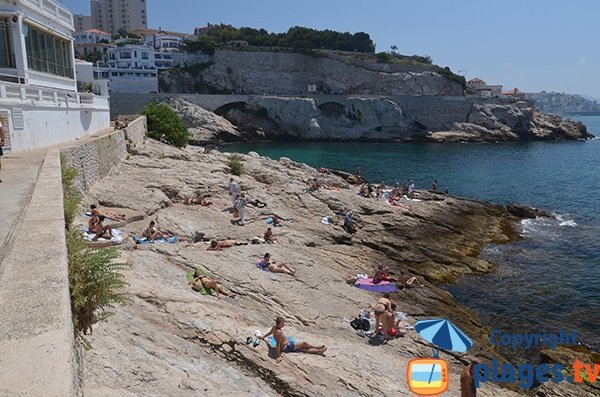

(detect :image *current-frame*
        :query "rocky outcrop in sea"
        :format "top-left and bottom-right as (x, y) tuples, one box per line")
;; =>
(427, 102), (593, 142)
(80, 140), (596, 396)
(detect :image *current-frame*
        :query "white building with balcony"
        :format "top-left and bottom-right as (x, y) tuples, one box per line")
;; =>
(97, 44), (158, 93)
(0, 0), (110, 152)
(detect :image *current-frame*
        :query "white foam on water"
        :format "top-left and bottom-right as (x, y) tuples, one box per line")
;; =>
(559, 220), (578, 227)
(553, 213), (578, 227)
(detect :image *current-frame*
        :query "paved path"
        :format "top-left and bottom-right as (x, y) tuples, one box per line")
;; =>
(0, 150), (45, 277)
(0, 125), (114, 280)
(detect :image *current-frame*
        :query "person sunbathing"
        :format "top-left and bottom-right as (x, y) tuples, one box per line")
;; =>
(397, 271), (425, 289)
(372, 264), (396, 284)
(249, 198), (267, 208)
(189, 270), (229, 298)
(256, 253), (296, 276)
(383, 303), (407, 338)
(142, 220), (169, 240)
(259, 317), (327, 362)
(91, 215), (113, 240)
(264, 227), (278, 244)
(90, 204), (126, 221)
(183, 192), (212, 206)
(307, 178), (321, 192)
(207, 239), (247, 251)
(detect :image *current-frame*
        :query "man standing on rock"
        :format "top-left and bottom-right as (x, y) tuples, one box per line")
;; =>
(229, 177), (239, 209)
(235, 193), (247, 226)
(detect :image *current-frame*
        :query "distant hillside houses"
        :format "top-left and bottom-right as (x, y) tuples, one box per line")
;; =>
(527, 91), (600, 116)
(466, 77), (502, 98)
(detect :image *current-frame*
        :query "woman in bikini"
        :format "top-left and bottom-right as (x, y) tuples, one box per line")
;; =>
(189, 269), (229, 298)
(257, 253), (296, 276)
(206, 239), (248, 251)
(372, 293), (393, 334)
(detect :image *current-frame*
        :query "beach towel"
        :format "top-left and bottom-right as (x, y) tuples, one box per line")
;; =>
(186, 266), (214, 295)
(256, 258), (269, 272)
(266, 335), (297, 358)
(355, 278), (397, 293)
(321, 216), (333, 225)
(133, 236), (177, 244)
(265, 217), (283, 227)
(266, 335), (296, 349)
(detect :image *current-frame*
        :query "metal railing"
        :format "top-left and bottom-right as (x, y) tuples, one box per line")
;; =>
(0, 80), (106, 108)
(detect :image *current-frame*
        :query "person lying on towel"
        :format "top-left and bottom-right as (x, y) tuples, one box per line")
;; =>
(188, 268), (229, 298)
(256, 253), (296, 276)
(206, 239), (248, 251)
(258, 317), (327, 362)
(91, 204), (126, 221)
(183, 192), (212, 206)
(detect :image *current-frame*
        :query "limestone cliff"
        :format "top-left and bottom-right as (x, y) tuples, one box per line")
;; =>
(163, 96), (593, 143)
(159, 50), (464, 96)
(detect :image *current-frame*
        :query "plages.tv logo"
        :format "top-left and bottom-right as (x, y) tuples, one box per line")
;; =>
(407, 318), (473, 396)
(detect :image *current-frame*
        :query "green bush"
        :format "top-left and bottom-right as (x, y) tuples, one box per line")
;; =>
(60, 158), (128, 348)
(140, 101), (189, 148)
(229, 156), (244, 176)
(66, 228), (128, 346)
(60, 155), (82, 229)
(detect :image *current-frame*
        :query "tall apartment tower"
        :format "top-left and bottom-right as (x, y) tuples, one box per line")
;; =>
(91, 0), (148, 35)
(74, 14), (93, 32)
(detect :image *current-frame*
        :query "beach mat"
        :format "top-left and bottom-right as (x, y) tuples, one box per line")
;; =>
(186, 266), (213, 295)
(355, 278), (397, 293)
(133, 236), (177, 244)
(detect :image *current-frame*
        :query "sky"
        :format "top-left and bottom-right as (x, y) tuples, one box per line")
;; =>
(59, 0), (600, 98)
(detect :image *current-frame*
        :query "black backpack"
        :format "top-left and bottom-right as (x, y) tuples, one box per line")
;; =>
(350, 317), (370, 331)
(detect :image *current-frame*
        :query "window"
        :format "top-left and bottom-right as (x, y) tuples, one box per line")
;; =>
(23, 23), (73, 78)
(141, 52), (148, 59)
(119, 51), (131, 59)
(0, 18), (14, 67)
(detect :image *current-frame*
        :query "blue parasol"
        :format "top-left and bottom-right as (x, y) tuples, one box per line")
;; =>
(415, 318), (473, 384)
(415, 318), (472, 353)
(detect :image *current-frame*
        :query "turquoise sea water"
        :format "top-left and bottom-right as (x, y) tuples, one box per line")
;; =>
(225, 116), (600, 350)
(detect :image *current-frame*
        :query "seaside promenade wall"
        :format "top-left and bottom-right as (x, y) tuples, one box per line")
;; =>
(61, 116), (147, 192)
(0, 117), (146, 397)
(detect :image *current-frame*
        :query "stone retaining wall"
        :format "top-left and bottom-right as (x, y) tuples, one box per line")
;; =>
(62, 116), (146, 192)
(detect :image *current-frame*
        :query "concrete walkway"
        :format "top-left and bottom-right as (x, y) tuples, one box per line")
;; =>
(0, 150), (45, 278)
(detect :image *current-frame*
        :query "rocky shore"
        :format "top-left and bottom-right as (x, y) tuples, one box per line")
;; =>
(79, 139), (596, 396)
(161, 96), (593, 145)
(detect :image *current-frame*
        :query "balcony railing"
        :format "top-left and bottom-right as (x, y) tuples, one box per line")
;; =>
(22, 0), (74, 28)
(0, 80), (104, 108)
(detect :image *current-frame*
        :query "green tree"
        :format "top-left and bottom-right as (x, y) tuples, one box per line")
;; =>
(140, 101), (189, 148)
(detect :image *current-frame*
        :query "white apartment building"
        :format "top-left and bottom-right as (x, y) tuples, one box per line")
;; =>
(74, 28), (112, 44)
(141, 32), (183, 52)
(97, 44), (157, 93)
(0, 0), (110, 152)
(91, 0), (147, 35)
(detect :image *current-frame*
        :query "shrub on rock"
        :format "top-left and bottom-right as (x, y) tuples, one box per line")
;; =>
(141, 101), (189, 148)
